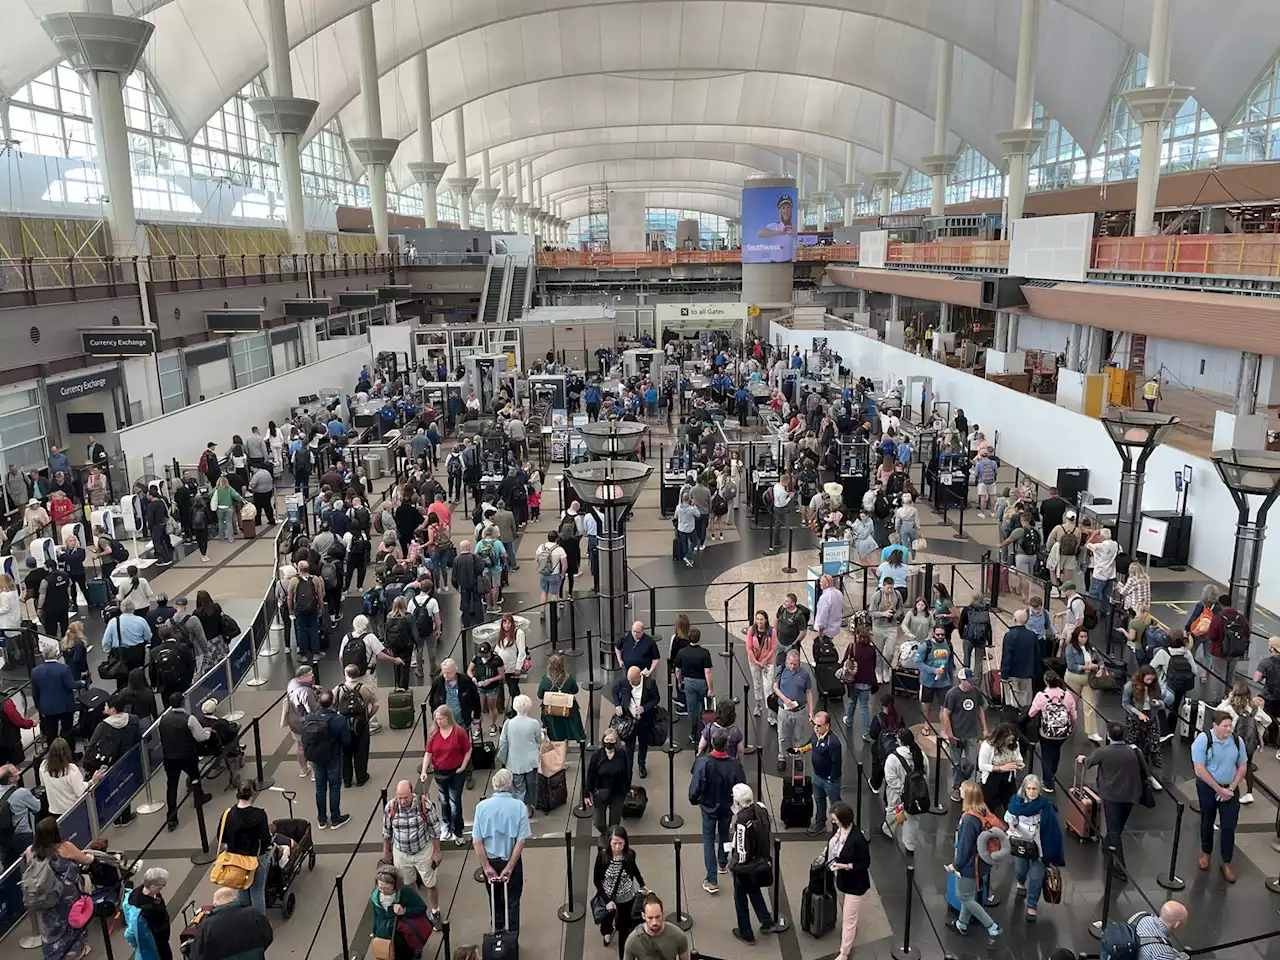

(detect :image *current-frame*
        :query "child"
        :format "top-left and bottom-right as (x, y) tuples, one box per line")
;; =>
(468, 640), (506, 736)
(528, 470), (543, 522)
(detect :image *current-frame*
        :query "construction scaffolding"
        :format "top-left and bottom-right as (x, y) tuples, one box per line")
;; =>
(586, 182), (609, 251)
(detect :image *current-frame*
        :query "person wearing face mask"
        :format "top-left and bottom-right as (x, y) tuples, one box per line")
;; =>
(586, 730), (633, 836)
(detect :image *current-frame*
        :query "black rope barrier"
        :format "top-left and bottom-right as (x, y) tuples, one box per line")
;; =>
(1156, 799), (1187, 891)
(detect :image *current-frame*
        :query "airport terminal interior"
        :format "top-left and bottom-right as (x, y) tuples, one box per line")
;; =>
(9, 2), (1280, 960)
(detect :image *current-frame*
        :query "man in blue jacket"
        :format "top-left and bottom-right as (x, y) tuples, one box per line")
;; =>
(689, 730), (745, 894)
(32, 645), (81, 752)
(799, 711), (842, 835)
(1000, 609), (1042, 710)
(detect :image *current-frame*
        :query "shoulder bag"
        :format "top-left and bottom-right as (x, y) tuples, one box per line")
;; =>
(208, 809), (259, 890)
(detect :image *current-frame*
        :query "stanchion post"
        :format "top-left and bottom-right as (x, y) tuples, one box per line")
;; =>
(1089, 847), (1118, 940)
(222, 658), (244, 722)
(137, 734), (164, 815)
(189, 787), (216, 865)
(755, 740), (763, 800)
(781, 528), (797, 574)
(856, 761), (864, 832)
(247, 630), (269, 686)
(334, 876), (353, 960)
(661, 746), (685, 829)
(742, 683), (758, 756)
(584, 628), (600, 693)
(725, 646), (738, 705)
(661, 670), (682, 756)
(889, 864), (918, 960)
(584, 668), (598, 752)
(769, 837), (789, 932)
(666, 840), (693, 930)
(556, 829), (585, 922)
(1157, 800), (1187, 891)
(441, 919), (451, 960)
(928, 730), (946, 815)
(550, 601), (560, 652)
(98, 914), (116, 960)
(573, 740), (593, 819)
(719, 600), (732, 659)
(252, 717), (275, 790)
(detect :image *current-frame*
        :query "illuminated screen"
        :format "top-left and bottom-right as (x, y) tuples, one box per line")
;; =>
(741, 185), (798, 263)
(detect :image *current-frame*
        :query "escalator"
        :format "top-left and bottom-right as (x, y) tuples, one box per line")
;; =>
(481, 260), (507, 323)
(505, 264), (528, 320)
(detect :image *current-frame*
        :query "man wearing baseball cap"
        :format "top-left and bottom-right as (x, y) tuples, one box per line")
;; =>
(940, 667), (989, 803)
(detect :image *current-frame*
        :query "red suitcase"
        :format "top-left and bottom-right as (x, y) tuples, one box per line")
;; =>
(1065, 757), (1101, 842)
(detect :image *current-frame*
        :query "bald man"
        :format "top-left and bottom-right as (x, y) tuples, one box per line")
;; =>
(1124, 902), (1189, 960)
(189, 886), (274, 960)
(615, 620), (661, 675)
(382, 779), (443, 916)
(612, 666), (661, 778)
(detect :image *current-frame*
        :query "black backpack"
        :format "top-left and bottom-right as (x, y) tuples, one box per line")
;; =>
(340, 634), (371, 676)
(152, 643), (188, 688)
(301, 711), (332, 764)
(961, 606), (992, 647)
(1018, 527), (1041, 556)
(413, 600), (435, 639)
(903, 756), (930, 815)
(294, 576), (319, 614)
(110, 539), (129, 562)
(321, 557), (341, 591)
(558, 515), (579, 542)
(294, 446), (311, 472)
(337, 685), (366, 721)
(1223, 614), (1251, 659)
(1165, 652), (1196, 693)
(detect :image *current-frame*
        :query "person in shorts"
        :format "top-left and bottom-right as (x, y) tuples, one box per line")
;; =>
(469, 641), (506, 736)
(974, 450), (997, 517)
(381, 779), (442, 921)
(535, 531), (567, 618)
(940, 669), (988, 802)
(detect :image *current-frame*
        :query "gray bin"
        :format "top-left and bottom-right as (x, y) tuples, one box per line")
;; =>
(363, 453), (383, 481)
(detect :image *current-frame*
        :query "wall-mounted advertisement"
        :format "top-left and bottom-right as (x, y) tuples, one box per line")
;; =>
(741, 185), (798, 264)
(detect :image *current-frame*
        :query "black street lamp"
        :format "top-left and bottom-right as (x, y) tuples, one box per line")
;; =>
(1211, 448), (1280, 624)
(1099, 411), (1179, 557)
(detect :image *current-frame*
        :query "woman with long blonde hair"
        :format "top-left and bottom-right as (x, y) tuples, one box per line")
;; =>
(947, 781), (1001, 937)
(60, 621), (90, 686)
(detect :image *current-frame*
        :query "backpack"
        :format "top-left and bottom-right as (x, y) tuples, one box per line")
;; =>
(1143, 624), (1170, 650)
(337, 684), (366, 721)
(961, 606), (992, 647)
(152, 643), (187, 687)
(413, 600), (436, 639)
(1165, 651), (1196, 693)
(83, 723), (124, 775)
(301, 711), (332, 764)
(434, 527), (453, 553)
(1081, 598), (1100, 631)
(558, 515), (579, 542)
(711, 492), (728, 517)
(536, 543), (557, 576)
(20, 855), (59, 911)
(0, 786), (15, 850)
(1189, 607), (1215, 638)
(446, 454), (462, 478)
(191, 503), (208, 529)
(1018, 527), (1041, 556)
(294, 446), (311, 472)
(1235, 714), (1261, 755)
(340, 634), (371, 676)
(294, 576), (319, 614)
(361, 589), (383, 618)
(1222, 613), (1251, 659)
(1099, 913), (1163, 960)
(902, 755), (930, 815)
(349, 506), (371, 533)
(1058, 530), (1079, 556)
(476, 540), (499, 569)
(321, 557), (340, 590)
(1038, 692), (1073, 741)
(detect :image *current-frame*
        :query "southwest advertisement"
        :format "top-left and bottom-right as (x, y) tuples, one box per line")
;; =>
(741, 185), (798, 263)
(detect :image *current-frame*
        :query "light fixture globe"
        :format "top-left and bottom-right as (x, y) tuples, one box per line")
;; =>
(577, 421), (648, 460)
(1211, 448), (1280, 496)
(1100, 411), (1180, 451)
(564, 459), (653, 506)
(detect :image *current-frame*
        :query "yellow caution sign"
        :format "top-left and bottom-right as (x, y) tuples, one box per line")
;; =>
(748, 304), (761, 317)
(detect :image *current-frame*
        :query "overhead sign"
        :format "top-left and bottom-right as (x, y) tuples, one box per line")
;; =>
(46, 366), (121, 406)
(282, 298), (332, 319)
(81, 327), (156, 357)
(655, 302), (748, 324)
(338, 291), (380, 308)
(206, 309), (265, 334)
(378, 285), (413, 301)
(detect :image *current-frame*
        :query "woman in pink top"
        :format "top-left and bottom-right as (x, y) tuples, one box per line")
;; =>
(745, 610), (778, 720)
(1027, 670), (1077, 793)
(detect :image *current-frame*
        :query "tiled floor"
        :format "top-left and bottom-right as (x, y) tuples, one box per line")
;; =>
(6, 418), (1280, 960)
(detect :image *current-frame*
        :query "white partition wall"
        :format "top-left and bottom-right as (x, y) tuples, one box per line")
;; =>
(1008, 213), (1095, 281)
(118, 344), (372, 483)
(859, 230), (889, 269)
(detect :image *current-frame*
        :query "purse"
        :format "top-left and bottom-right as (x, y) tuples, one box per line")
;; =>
(540, 739), (567, 776)
(396, 913), (434, 950)
(208, 810), (258, 890)
(67, 895), (94, 929)
(591, 867), (628, 924)
(1009, 837), (1039, 860)
(609, 714), (637, 743)
(1042, 864), (1062, 904)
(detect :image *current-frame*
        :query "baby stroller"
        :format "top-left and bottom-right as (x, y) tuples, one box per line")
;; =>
(83, 842), (139, 931)
(264, 815), (316, 919)
(197, 713), (245, 788)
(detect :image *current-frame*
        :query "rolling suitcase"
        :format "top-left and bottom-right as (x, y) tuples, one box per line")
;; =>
(779, 757), (813, 828)
(622, 786), (648, 819)
(700, 695), (718, 725)
(387, 688), (415, 730)
(482, 879), (519, 960)
(471, 727), (498, 770)
(813, 660), (845, 702)
(1065, 756), (1101, 842)
(1177, 698), (1211, 742)
(535, 771), (568, 813)
(85, 578), (109, 608)
(800, 857), (837, 937)
(892, 668), (919, 698)
(76, 687), (110, 739)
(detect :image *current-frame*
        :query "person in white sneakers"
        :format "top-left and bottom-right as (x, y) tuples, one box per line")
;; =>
(1214, 681), (1271, 805)
(535, 532), (568, 616)
(339, 614), (402, 733)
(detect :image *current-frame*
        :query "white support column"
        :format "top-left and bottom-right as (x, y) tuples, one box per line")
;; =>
(921, 39), (959, 219)
(447, 109), (478, 231)
(525, 163), (541, 236)
(813, 157), (828, 231)
(407, 52), (447, 230)
(345, 5), (399, 254)
(512, 160), (527, 234)
(996, 0), (1045, 231)
(837, 142), (856, 227)
(872, 100), (901, 217)
(1125, 0), (1192, 237)
(474, 149), (498, 232)
(44, 4), (152, 255)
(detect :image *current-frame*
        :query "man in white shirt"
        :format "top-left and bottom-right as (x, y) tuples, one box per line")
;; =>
(406, 585), (441, 680)
(339, 614), (401, 731)
(1086, 529), (1121, 615)
(579, 510), (600, 588)
(535, 532), (568, 612)
(768, 477), (793, 554)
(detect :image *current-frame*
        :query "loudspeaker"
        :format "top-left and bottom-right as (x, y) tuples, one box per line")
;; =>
(979, 276), (1028, 310)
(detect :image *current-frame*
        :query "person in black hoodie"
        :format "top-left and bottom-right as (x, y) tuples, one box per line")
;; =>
(586, 730), (632, 836)
(728, 784), (776, 945)
(826, 802), (872, 960)
(689, 730), (746, 895)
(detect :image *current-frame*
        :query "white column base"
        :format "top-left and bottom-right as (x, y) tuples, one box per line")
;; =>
(1213, 411), (1268, 451)
(984, 349), (1026, 375)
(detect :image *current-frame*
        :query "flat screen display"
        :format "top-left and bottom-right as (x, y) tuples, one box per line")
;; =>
(66, 412), (107, 434)
(741, 185), (798, 263)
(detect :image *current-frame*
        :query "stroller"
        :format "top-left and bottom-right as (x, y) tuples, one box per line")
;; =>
(83, 842), (139, 931)
(197, 713), (245, 788)
(264, 815), (316, 919)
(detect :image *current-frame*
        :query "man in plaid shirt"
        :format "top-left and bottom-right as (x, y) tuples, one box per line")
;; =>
(382, 779), (443, 919)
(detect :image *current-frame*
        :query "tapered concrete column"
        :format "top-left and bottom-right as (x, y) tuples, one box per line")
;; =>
(996, 0), (1045, 230)
(447, 109), (478, 230)
(472, 149), (498, 231)
(934, 301), (951, 358)
(1066, 324), (1083, 371)
(407, 52), (447, 229)
(839, 143), (857, 226)
(1007, 312), (1020, 351)
(42, 7), (153, 255)
(495, 162), (513, 232)
(921, 39), (959, 219)
(872, 100), (902, 217)
(796, 152), (806, 214)
(346, 5), (399, 253)
(993, 312), (1010, 352)
(512, 160), (528, 235)
(1124, 0), (1193, 237)
(812, 157), (828, 231)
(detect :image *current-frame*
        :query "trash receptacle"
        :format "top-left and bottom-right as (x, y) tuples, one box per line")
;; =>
(363, 453), (383, 481)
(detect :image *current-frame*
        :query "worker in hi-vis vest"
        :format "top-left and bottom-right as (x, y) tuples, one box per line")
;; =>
(1142, 376), (1162, 412)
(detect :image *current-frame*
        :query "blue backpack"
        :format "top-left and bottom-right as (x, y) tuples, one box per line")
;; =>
(361, 589), (383, 618)
(1099, 914), (1163, 960)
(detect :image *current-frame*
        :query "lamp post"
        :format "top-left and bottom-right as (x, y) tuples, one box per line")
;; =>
(1211, 449), (1280, 624)
(1099, 411), (1179, 557)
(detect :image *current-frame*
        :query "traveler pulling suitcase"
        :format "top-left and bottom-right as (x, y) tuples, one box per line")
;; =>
(779, 757), (813, 828)
(387, 688), (415, 730)
(483, 879), (518, 960)
(1065, 756), (1101, 842)
(800, 856), (837, 937)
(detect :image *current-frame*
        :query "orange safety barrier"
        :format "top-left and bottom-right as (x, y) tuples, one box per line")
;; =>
(886, 239), (1010, 267)
(1091, 235), (1280, 278)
